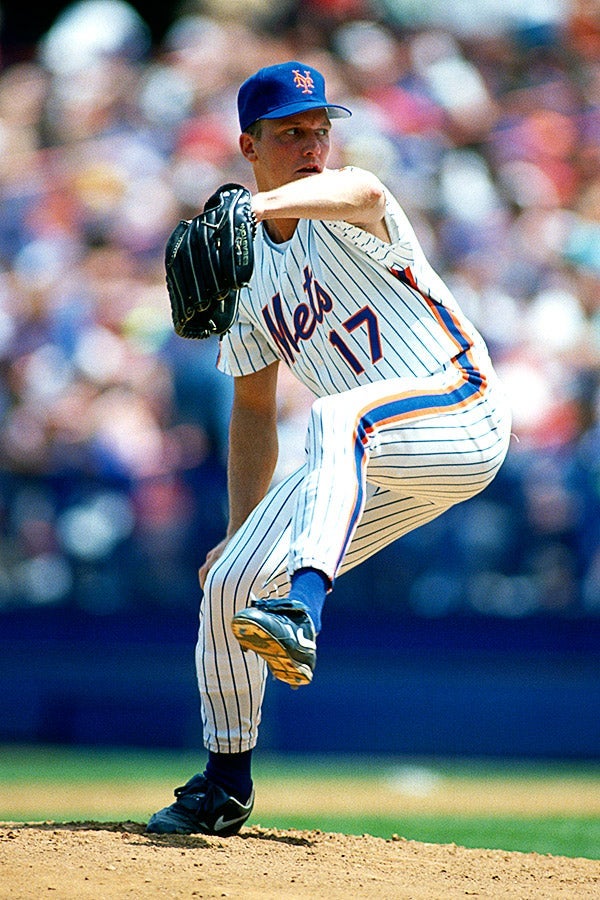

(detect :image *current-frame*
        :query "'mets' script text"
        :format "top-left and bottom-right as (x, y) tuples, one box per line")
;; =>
(261, 266), (333, 364)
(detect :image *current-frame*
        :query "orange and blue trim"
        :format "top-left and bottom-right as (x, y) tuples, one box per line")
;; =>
(334, 273), (487, 574)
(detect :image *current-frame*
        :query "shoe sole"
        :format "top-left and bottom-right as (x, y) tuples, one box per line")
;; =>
(231, 619), (313, 686)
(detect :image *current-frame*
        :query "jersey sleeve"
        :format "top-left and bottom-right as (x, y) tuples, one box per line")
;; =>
(323, 173), (417, 272)
(323, 175), (459, 309)
(217, 287), (280, 376)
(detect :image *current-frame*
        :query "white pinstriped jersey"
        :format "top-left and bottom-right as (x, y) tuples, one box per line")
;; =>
(200, 173), (512, 754)
(217, 173), (489, 394)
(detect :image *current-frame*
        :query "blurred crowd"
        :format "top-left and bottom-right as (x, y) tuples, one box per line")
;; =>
(0, 0), (598, 617)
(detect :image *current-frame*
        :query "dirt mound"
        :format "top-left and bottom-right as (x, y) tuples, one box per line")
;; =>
(1, 821), (599, 899)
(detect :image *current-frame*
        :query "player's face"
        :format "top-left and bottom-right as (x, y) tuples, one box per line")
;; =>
(241, 110), (332, 190)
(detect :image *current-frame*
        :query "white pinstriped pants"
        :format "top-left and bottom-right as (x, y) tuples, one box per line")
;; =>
(197, 355), (512, 752)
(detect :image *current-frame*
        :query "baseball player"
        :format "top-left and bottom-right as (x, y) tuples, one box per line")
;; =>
(147, 61), (512, 835)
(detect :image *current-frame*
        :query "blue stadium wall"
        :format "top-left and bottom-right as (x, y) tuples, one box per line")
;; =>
(3, 603), (599, 759)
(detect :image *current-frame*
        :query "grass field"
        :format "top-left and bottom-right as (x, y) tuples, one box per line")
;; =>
(1, 745), (599, 860)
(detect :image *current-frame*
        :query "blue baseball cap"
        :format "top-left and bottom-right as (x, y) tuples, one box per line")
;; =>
(237, 61), (352, 132)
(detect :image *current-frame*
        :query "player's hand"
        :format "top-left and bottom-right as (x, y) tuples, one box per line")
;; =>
(199, 537), (230, 589)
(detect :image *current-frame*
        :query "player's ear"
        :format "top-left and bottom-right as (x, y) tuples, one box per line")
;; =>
(240, 132), (258, 162)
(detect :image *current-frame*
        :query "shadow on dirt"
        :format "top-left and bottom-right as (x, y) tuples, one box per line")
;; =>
(1, 821), (316, 848)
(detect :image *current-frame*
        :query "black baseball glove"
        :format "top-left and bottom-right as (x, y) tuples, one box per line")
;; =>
(165, 183), (256, 339)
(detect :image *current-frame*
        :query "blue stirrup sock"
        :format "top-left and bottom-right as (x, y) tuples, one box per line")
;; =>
(205, 749), (253, 804)
(288, 567), (330, 633)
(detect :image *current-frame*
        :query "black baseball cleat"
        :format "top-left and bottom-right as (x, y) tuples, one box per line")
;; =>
(145, 773), (254, 836)
(231, 597), (317, 686)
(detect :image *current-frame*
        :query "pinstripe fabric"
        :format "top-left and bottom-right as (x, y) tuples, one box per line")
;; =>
(218, 185), (486, 391)
(289, 361), (510, 578)
(200, 361), (511, 751)
(199, 178), (512, 751)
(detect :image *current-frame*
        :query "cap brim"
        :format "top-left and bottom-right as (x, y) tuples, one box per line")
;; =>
(259, 101), (352, 123)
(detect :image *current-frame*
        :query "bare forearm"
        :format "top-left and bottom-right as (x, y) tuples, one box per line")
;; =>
(226, 405), (278, 537)
(252, 168), (386, 227)
(198, 374), (279, 589)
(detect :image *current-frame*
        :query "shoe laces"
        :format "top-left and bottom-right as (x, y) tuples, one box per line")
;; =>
(251, 597), (309, 617)
(174, 774), (217, 803)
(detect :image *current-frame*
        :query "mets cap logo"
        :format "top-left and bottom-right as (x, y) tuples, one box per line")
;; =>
(292, 69), (315, 94)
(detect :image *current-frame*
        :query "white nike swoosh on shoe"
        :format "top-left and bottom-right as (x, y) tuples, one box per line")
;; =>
(296, 627), (316, 649)
(212, 811), (251, 832)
